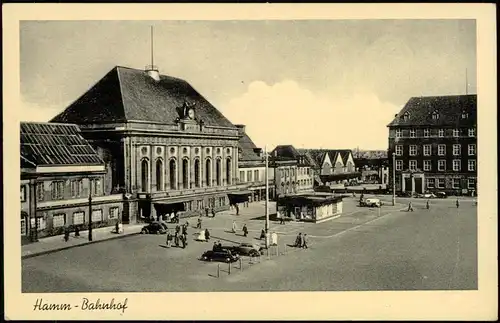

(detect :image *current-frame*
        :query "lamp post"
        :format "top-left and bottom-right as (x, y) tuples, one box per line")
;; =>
(392, 152), (396, 206)
(88, 179), (93, 241)
(264, 145), (269, 249)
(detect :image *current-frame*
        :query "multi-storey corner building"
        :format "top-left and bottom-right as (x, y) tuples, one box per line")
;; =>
(236, 124), (276, 202)
(51, 66), (248, 223)
(387, 94), (477, 196)
(270, 145), (314, 195)
(20, 122), (123, 242)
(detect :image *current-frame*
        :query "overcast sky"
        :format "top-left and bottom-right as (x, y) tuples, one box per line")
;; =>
(20, 20), (476, 150)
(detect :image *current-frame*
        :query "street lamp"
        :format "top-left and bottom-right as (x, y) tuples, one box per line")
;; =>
(264, 145), (270, 249)
(392, 152), (396, 206)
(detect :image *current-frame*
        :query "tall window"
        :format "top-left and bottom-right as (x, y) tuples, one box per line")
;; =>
(92, 178), (102, 196)
(409, 160), (417, 171)
(437, 178), (445, 189)
(247, 170), (252, 182)
(423, 145), (431, 156)
(395, 160), (403, 171)
(71, 180), (83, 197)
(395, 145), (403, 156)
(438, 144), (446, 156)
(453, 129), (460, 137)
(155, 159), (163, 191)
(453, 144), (461, 156)
(169, 159), (177, 190)
(438, 129), (444, 137)
(36, 182), (44, 202)
(453, 160), (461, 171)
(92, 209), (103, 222)
(254, 170), (259, 182)
(468, 144), (476, 156)
(423, 129), (430, 137)
(194, 159), (201, 188)
(468, 128), (476, 137)
(239, 170), (245, 183)
(51, 181), (65, 200)
(53, 213), (66, 227)
(423, 160), (431, 171)
(182, 159), (189, 189)
(468, 178), (475, 189)
(73, 211), (85, 225)
(427, 178), (435, 189)
(452, 179), (460, 189)
(468, 160), (476, 172)
(226, 158), (232, 185)
(395, 129), (402, 138)
(141, 159), (149, 192)
(21, 185), (26, 202)
(205, 159), (211, 187)
(409, 145), (417, 156)
(410, 129), (416, 138)
(438, 160), (446, 171)
(216, 159), (221, 186)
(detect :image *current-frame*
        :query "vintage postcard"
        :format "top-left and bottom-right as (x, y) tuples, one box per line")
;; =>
(3, 3), (497, 321)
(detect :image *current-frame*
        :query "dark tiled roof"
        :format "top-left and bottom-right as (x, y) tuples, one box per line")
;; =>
(238, 132), (262, 162)
(52, 66), (236, 129)
(327, 149), (352, 165)
(352, 150), (388, 159)
(387, 94), (477, 127)
(297, 149), (325, 168)
(271, 145), (313, 166)
(297, 149), (353, 167)
(20, 122), (104, 166)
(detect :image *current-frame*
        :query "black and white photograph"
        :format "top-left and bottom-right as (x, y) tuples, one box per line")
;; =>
(3, 3), (497, 321)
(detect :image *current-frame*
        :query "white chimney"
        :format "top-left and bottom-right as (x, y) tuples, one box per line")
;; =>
(146, 66), (161, 81)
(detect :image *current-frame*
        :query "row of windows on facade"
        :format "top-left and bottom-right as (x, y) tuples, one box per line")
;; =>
(402, 110), (471, 121)
(395, 159), (476, 172)
(280, 179), (313, 187)
(144, 146), (233, 157)
(395, 144), (476, 157)
(424, 178), (476, 190)
(394, 127), (476, 138)
(181, 197), (227, 213)
(20, 207), (119, 235)
(24, 178), (103, 203)
(140, 157), (232, 192)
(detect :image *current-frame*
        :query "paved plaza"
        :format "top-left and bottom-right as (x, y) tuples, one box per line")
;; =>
(22, 196), (477, 292)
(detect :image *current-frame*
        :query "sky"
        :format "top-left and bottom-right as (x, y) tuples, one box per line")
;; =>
(20, 20), (476, 150)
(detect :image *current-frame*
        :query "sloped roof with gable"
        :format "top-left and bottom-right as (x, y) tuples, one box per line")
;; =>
(20, 122), (104, 166)
(387, 94), (477, 127)
(271, 145), (313, 166)
(51, 66), (236, 129)
(297, 149), (353, 167)
(238, 132), (262, 163)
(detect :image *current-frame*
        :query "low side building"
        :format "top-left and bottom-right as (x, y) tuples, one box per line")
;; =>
(20, 122), (124, 243)
(277, 193), (343, 223)
(271, 145), (314, 193)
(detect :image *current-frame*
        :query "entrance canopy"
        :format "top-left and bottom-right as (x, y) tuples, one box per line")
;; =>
(228, 190), (252, 205)
(154, 202), (186, 214)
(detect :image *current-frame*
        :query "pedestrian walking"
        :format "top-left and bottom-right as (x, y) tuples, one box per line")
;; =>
(242, 224), (248, 237)
(174, 232), (179, 247)
(74, 226), (80, 237)
(235, 204), (240, 215)
(279, 212), (285, 225)
(180, 234), (186, 249)
(456, 199), (460, 208)
(408, 201), (414, 212)
(196, 218), (202, 229)
(182, 224), (188, 236)
(295, 233), (303, 248)
(166, 232), (172, 247)
(211, 208), (216, 218)
(205, 207), (209, 218)
(64, 227), (70, 242)
(260, 229), (266, 240)
(426, 200), (430, 210)
(232, 220), (237, 233)
(205, 228), (210, 241)
(302, 234), (308, 249)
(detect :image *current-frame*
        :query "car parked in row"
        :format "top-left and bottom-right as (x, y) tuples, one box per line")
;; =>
(360, 198), (382, 208)
(140, 221), (168, 235)
(200, 249), (240, 263)
(224, 243), (263, 257)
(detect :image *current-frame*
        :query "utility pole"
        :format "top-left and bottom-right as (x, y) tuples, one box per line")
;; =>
(392, 152), (396, 206)
(465, 68), (468, 95)
(151, 25), (154, 68)
(88, 179), (93, 241)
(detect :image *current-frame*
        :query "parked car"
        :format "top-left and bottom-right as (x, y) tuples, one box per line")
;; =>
(200, 249), (240, 263)
(140, 221), (168, 234)
(360, 198), (382, 207)
(224, 243), (263, 257)
(417, 192), (437, 199)
(435, 191), (448, 198)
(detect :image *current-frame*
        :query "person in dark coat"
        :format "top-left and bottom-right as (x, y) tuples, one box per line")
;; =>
(426, 200), (430, 210)
(408, 202), (414, 212)
(211, 208), (216, 218)
(180, 234), (186, 249)
(64, 227), (70, 242)
(456, 199), (460, 208)
(260, 229), (266, 240)
(242, 224), (248, 237)
(174, 232), (179, 247)
(205, 228), (210, 241)
(205, 207), (209, 217)
(196, 217), (202, 229)
(295, 233), (303, 248)
(182, 224), (188, 236)
(235, 204), (240, 215)
(213, 241), (219, 251)
(302, 234), (308, 249)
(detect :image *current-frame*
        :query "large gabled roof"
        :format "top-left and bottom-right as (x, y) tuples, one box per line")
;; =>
(51, 66), (236, 129)
(20, 122), (104, 166)
(387, 94), (477, 127)
(297, 148), (353, 167)
(271, 145), (314, 166)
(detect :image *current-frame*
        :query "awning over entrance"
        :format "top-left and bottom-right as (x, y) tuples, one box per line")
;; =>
(320, 172), (361, 182)
(154, 202), (186, 214)
(227, 190), (252, 205)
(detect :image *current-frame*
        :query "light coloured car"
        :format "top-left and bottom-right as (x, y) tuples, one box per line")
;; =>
(363, 198), (382, 207)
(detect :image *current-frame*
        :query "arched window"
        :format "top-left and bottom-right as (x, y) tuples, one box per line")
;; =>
(216, 159), (222, 186)
(226, 158), (232, 185)
(194, 159), (200, 188)
(205, 159), (211, 187)
(141, 159), (149, 192)
(155, 159), (163, 191)
(182, 159), (189, 189)
(169, 159), (176, 190)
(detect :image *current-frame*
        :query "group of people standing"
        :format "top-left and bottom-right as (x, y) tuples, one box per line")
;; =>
(294, 232), (308, 249)
(166, 222), (190, 248)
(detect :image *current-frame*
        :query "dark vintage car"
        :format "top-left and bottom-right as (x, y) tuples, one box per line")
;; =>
(200, 250), (240, 263)
(140, 221), (168, 234)
(435, 191), (448, 198)
(223, 243), (263, 257)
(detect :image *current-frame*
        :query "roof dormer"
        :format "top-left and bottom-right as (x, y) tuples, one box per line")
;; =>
(402, 111), (410, 121)
(461, 110), (469, 119)
(431, 110), (440, 120)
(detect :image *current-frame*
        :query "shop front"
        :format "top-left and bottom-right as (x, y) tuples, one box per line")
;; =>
(277, 194), (343, 223)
